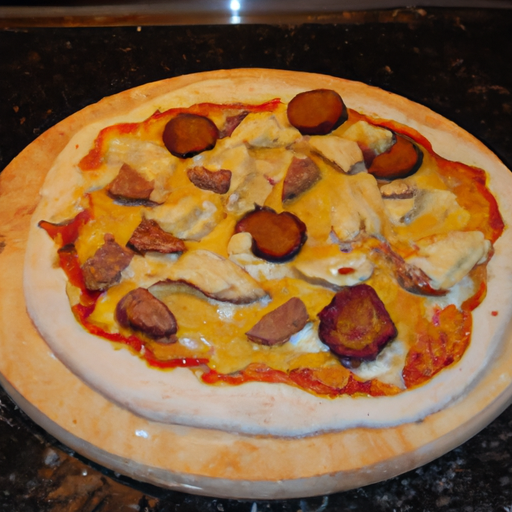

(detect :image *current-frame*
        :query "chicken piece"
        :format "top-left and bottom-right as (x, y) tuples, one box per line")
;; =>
(253, 147), (295, 185)
(380, 179), (417, 224)
(374, 242), (448, 296)
(309, 135), (365, 174)
(197, 143), (256, 192)
(338, 120), (395, 159)
(405, 231), (491, 290)
(226, 172), (273, 216)
(403, 188), (470, 234)
(146, 195), (222, 241)
(166, 249), (267, 304)
(380, 180), (416, 199)
(230, 110), (301, 149)
(330, 172), (389, 242)
(294, 250), (374, 288)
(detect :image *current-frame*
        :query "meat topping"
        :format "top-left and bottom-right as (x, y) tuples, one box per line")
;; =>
(107, 163), (155, 202)
(318, 284), (397, 361)
(187, 166), (232, 194)
(246, 297), (309, 346)
(127, 218), (186, 254)
(235, 205), (307, 262)
(219, 112), (249, 138)
(368, 134), (423, 181)
(162, 113), (219, 159)
(287, 89), (348, 135)
(282, 156), (321, 202)
(115, 287), (177, 343)
(81, 234), (134, 291)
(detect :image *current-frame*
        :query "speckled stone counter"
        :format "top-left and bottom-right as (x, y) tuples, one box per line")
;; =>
(1, 9), (512, 511)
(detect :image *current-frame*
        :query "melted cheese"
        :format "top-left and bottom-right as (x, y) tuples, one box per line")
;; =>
(146, 188), (224, 241)
(293, 243), (374, 287)
(74, 190), (143, 262)
(151, 277), (336, 374)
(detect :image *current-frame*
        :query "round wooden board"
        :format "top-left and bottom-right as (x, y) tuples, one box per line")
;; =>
(1, 69), (512, 499)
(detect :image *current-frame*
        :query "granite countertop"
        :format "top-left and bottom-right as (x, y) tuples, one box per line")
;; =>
(1, 8), (512, 511)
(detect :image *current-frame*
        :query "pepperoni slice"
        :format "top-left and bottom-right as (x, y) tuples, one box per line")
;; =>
(318, 284), (397, 360)
(368, 133), (423, 180)
(162, 113), (219, 158)
(235, 205), (307, 262)
(287, 89), (348, 135)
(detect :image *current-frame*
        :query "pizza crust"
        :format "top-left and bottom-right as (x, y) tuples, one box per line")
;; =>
(1, 69), (512, 496)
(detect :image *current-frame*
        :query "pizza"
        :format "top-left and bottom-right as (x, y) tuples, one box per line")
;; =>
(1, 68), (512, 498)
(14, 69), (512, 444)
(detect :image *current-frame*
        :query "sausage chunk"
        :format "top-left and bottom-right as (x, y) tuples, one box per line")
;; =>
(219, 112), (249, 138)
(246, 298), (309, 346)
(127, 218), (186, 254)
(81, 234), (134, 291)
(116, 287), (178, 343)
(318, 284), (397, 361)
(282, 156), (321, 202)
(108, 163), (154, 202)
(187, 166), (232, 194)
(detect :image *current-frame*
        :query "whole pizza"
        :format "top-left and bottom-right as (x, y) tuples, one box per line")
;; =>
(2, 69), (512, 498)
